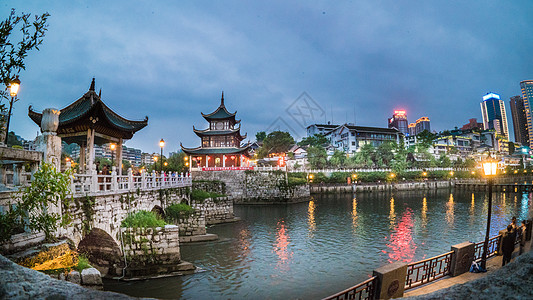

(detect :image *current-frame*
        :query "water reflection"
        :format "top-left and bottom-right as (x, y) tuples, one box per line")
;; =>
(389, 196), (396, 228)
(308, 200), (316, 235)
(446, 193), (454, 226)
(386, 208), (416, 263)
(352, 198), (358, 233)
(274, 220), (292, 271)
(421, 197), (427, 227)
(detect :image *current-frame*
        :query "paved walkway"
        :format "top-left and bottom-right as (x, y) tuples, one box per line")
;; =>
(404, 239), (532, 298)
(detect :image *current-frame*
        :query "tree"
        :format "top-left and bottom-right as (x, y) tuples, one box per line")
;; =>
(261, 131), (295, 155)
(439, 153), (451, 167)
(255, 131), (266, 142)
(329, 150), (347, 168)
(6, 131), (21, 147)
(166, 152), (188, 173)
(392, 139), (408, 173)
(307, 146), (327, 169)
(416, 130), (436, 151)
(376, 141), (396, 167)
(1, 9), (49, 126)
(351, 144), (374, 168)
(298, 134), (328, 147)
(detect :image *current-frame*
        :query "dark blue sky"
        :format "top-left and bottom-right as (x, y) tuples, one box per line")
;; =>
(3, 1), (533, 153)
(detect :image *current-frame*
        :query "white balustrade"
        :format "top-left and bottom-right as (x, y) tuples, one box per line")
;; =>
(70, 169), (192, 196)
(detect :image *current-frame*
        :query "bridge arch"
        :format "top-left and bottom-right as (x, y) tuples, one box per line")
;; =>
(77, 228), (122, 274)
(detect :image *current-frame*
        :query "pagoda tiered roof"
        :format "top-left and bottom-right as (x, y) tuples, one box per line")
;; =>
(201, 92), (240, 123)
(28, 78), (148, 144)
(193, 125), (247, 139)
(181, 142), (252, 155)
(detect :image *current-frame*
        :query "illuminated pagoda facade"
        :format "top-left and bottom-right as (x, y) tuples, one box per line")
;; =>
(181, 93), (251, 169)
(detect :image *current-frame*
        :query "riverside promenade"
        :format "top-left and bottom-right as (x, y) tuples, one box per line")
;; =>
(405, 239), (532, 299)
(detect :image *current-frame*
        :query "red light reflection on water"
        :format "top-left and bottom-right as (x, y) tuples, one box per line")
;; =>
(274, 221), (293, 270)
(385, 208), (416, 263)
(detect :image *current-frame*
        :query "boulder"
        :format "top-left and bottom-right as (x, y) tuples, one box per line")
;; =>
(67, 270), (81, 284)
(81, 268), (102, 285)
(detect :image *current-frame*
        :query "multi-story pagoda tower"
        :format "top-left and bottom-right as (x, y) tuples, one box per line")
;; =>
(181, 92), (251, 170)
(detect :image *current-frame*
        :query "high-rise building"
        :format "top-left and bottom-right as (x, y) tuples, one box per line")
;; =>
(415, 117), (431, 134)
(388, 110), (408, 135)
(480, 92), (509, 140)
(520, 80), (533, 148)
(509, 95), (529, 145)
(408, 123), (416, 136)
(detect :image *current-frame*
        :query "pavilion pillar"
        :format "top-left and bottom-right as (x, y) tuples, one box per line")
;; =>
(223, 155), (226, 168)
(86, 128), (95, 174)
(116, 138), (123, 175)
(206, 156), (209, 168)
(79, 145), (86, 173)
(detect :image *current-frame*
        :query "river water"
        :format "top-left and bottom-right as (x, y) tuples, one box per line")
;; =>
(104, 189), (532, 299)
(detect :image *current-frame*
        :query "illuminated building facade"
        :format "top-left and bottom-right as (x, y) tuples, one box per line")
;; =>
(388, 110), (409, 135)
(509, 95), (529, 145)
(415, 117), (431, 135)
(181, 93), (251, 169)
(520, 80), (533, 147)
(480, 92), (509, 140)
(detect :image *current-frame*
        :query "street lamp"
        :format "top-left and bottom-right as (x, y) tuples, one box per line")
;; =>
(110, 143), (116, 167)
(159, 139), (165, 173)
(4, 76), (20, 144)
(480, 156), (498, 270)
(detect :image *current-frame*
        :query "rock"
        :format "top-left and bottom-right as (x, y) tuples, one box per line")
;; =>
(0, 254), (134, 299)
(67, 270), (81, 284)
(81, 268), (102, 285)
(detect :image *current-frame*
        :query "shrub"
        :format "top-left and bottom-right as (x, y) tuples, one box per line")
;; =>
(75, 254), (92, 272)
(191, 189), (225, 201)
(121, 210), (166, 228)
(165, 203), (195, 223)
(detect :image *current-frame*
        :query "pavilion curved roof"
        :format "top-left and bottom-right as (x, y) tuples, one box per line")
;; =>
(28, 78), (148, 142)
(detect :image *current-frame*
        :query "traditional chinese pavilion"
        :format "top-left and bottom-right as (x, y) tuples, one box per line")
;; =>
(181, 92), (251, 170)
(28, 78), (148, 174)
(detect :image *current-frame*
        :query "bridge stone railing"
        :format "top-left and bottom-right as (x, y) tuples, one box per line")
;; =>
(71, 168), (192, 195)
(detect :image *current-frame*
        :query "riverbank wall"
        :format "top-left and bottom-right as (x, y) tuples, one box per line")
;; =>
(311, 180), (453, 194)
(192, 170), (310, 204)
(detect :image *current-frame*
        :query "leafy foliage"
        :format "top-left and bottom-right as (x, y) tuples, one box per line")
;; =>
(298, 134), (328, 147)
(121, 210), (166, 228)
(191, 189), (225, 201)
(307, 146), (327, 169)
(0, 163), (72, 242)
(0, 9), (49, 124)
(165, 203), (195, 223)
(255, 131), (266, 142)
(256, 131), (295, 158)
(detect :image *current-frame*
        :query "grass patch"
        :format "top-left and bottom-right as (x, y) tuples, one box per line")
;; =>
(191, 189), (226, 201)
(121, 210), (166, 228)
(165, 203), (195, 223)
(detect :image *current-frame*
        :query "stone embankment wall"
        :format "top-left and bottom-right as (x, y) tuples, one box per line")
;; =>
(311, 180), (453, 194)
(61, 187), (190, 246)
(120, 225), (185, 277)
(192, 180), (226, 195)
(192, 197), (235, 224)
(192, 170), (310, 204)
(177, 211), (206, 236)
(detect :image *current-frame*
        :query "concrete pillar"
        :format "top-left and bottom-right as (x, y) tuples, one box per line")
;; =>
(450, 242), (475, 276)
(116, 138), (123, 175)
(206, 156), (209, 168)
(79, 145), (86, 173)
(12, 163), (21, 186)
(373, 262), (407, 299)
(86, 128), (95, 174)
(223, 155), (226, 168)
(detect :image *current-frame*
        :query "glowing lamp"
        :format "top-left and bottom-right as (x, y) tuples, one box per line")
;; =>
(450, 171), (454, 176)
(164, 162), (168, 166)
(351, 174), (357, 179)
(482, 159), (498, 176)
(153, 156), (158, 162)
(422, 172), (427, 177)
(159, 139), (165, 148)
(110, 143), (116, 151)
(390, 173), (396, 178)
(9, 76), (20, 97)
(184, 156), (189, 161)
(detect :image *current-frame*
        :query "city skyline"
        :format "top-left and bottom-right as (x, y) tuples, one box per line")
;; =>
(2, 1), (533, 153)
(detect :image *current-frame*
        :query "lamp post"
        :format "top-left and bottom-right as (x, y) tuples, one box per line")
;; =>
(4, 76), (20, 145)
(110, 143), (116, 168)
(159, 139), (165, 173)
(480, 156), (498, 270)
